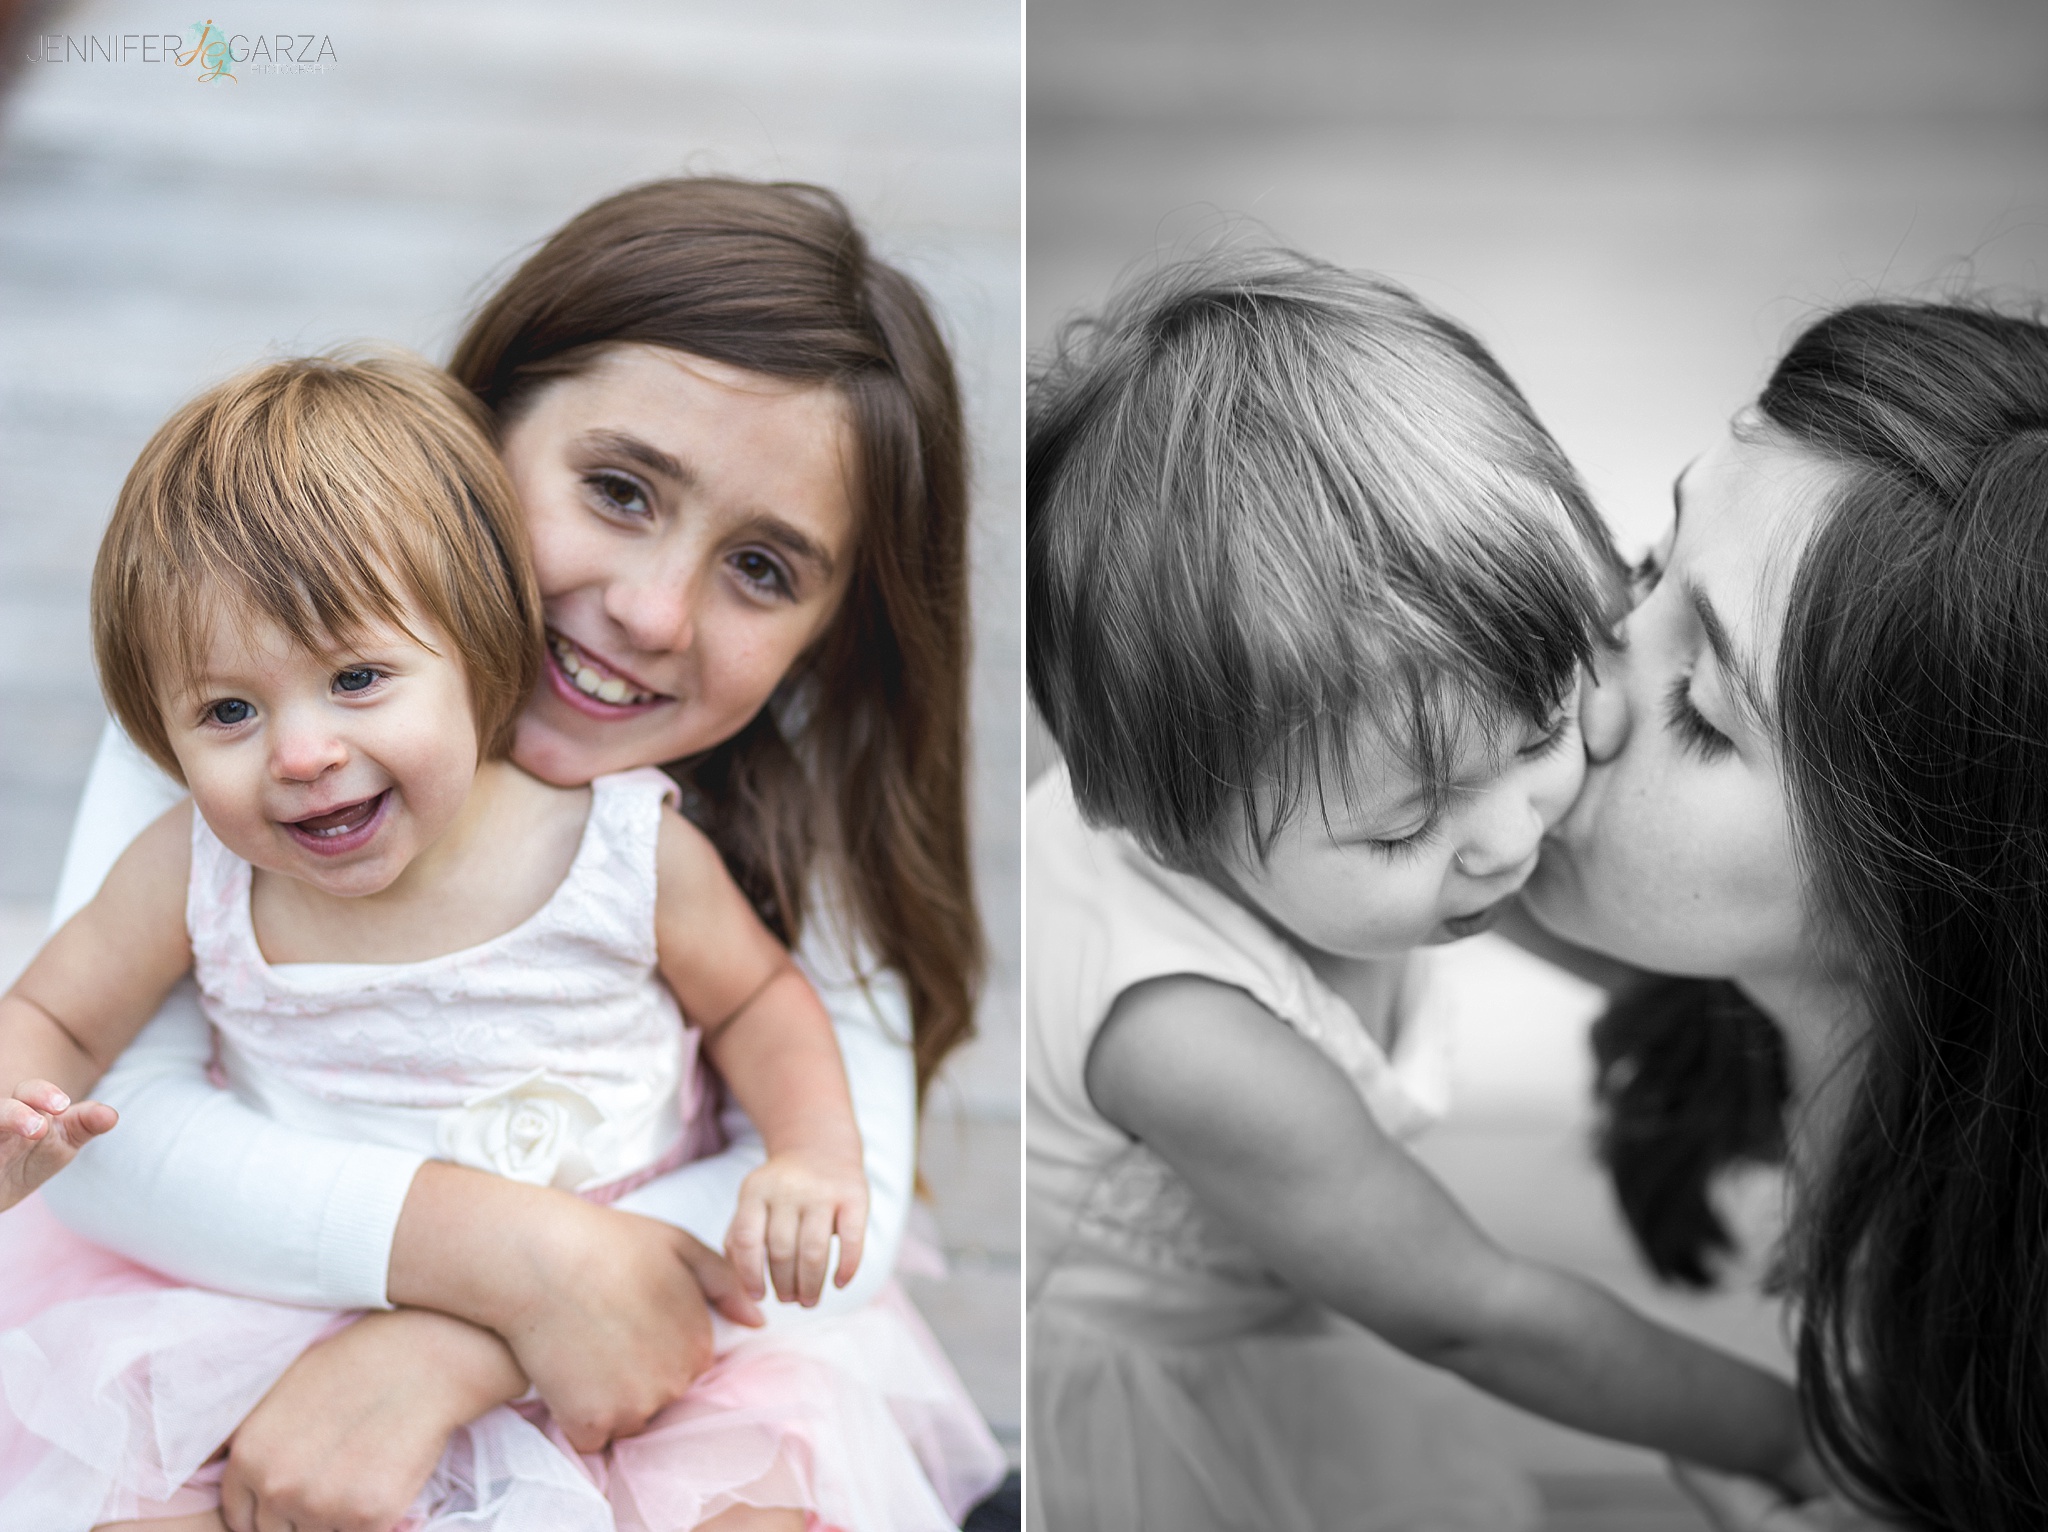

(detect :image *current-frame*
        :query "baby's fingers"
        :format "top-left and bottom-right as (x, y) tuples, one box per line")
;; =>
(726, 1195), (770, 1302)
(833, 1197), (869, 1291)
(794, 1204), (840, 1307)
(56, 1100), (117, 1146)
(765, 1199), (803, 1305)
(11, 1079), (71, 1119)
(0, 1095), (50, 1144)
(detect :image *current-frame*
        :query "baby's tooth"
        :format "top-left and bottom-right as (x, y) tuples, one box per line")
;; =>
(597, 678), (628, 703)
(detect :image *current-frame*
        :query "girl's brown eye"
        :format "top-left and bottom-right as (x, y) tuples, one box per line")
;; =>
(732, 549), (793, 598)
(590, 471), (650, 517)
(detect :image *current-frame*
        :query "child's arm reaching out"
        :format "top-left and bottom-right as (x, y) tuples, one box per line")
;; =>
(0, 801), (193, 1209)
(653, 809), (868, 1308)
(1087, 972), (1821, 1493)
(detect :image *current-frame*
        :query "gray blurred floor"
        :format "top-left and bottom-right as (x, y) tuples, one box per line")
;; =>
(1030, 1), (2048, 1522)
(0, 0), (1018, 1463)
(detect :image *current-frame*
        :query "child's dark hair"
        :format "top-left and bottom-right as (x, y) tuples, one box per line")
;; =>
(1028, 249), (1620, 871)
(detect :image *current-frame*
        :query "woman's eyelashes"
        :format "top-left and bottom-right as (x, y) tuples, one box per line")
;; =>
(1663, 676), (1733, 761)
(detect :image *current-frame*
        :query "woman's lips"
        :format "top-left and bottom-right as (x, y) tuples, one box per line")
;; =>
(283, 790), (390, 857)
(545, 631), (668, 718)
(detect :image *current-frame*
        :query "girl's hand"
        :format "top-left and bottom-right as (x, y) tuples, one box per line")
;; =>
(387, 1166), (763, 1453)
(506, 1206), (764, 1450)
(220, 1308), (524, 1532)
(727, 1150), (869, 1306)
(1671, 1461), (1905, 1532)
(0, 1080), (115, 1210)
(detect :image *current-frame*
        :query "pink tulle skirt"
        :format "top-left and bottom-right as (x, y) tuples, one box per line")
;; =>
(0, 1196), (1003, 1531)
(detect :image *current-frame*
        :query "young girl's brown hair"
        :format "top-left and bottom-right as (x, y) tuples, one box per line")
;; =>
(451, 176), (981, 1097)
(93, 349), (542, 779)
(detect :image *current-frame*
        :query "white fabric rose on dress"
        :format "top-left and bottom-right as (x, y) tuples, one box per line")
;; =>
(436, 1070), (606, 1189)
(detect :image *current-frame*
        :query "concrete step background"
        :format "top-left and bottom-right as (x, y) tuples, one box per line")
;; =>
(0, 0), (1019, 1465)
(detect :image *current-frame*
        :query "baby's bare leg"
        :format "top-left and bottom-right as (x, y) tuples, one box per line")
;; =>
(95, 1515), (227, 1532)
(698, 1506), (806, 1532)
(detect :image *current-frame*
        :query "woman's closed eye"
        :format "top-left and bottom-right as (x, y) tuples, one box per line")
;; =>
(1663, 676), (1733, 761)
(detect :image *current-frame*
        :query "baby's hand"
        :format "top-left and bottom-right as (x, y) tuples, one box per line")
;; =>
(727, 1150), (869, 1306)
(0, 1080), (115, 1211)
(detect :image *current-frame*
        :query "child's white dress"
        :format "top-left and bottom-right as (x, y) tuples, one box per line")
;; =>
(1027, 767), (1539, 1532)
(0, 769), (998, 1531)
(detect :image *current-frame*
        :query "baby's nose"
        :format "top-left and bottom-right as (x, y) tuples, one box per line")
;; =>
(271, 723), (347, 782)
(1458, 797), (1545, 881)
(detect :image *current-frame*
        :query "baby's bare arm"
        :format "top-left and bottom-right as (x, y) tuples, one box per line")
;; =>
(651, 811), (865, 1302)
(1087, 973), (1808, 1487)
(0, 801), (194, 1206)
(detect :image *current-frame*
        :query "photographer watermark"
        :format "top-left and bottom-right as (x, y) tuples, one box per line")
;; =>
(23, 22), (339, 79)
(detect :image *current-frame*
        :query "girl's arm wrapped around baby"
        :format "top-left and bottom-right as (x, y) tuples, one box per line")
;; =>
(1087, 971), (1824, 1497)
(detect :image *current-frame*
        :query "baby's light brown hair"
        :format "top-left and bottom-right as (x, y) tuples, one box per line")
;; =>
(92, 349), (543, 779)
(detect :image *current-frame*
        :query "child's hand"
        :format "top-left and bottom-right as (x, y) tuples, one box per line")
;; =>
(727, 1150), (869, 1306)
(0, 1080), (115, 1211)
(222, 1308), (522, 1532)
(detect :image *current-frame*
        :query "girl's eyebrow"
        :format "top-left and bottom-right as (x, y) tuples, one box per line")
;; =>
(741, 517), (838, 581)
(581, 428), (696, 488)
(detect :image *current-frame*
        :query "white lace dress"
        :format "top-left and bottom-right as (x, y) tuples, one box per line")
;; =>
(1026, 768), (1539, 1532)
(0, 769), (999, 1531)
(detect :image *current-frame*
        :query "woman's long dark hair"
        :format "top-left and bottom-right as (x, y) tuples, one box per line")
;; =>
(450, 178), (982, 1098)
(1770, 303), (2048, 1529)
(1604, 301), (2048, 1529)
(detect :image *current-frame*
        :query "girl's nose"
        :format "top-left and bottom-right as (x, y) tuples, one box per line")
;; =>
(1578, 648), (1631, 766)
(603, 563), (697, 658)
(270, 718), (347, 783)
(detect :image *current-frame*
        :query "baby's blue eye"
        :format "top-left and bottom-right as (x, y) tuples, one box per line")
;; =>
(334, 668), (377, 693)
(208, 699), (253, 726)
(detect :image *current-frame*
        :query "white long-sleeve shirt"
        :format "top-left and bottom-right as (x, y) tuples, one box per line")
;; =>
(39, 722), (914, 1319)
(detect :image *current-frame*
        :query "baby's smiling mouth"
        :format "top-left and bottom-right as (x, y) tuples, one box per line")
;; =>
(292, 795), (380, 836)
(547, 631), (664, 706)
(282, 790), (389, 854)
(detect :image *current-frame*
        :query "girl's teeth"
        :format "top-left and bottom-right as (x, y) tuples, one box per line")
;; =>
(552, 638), (652, 705)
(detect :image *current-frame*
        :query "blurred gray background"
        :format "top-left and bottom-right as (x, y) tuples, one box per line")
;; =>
(0, 0), (1018, 1463)
(1030, 2), (2048, 1526)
